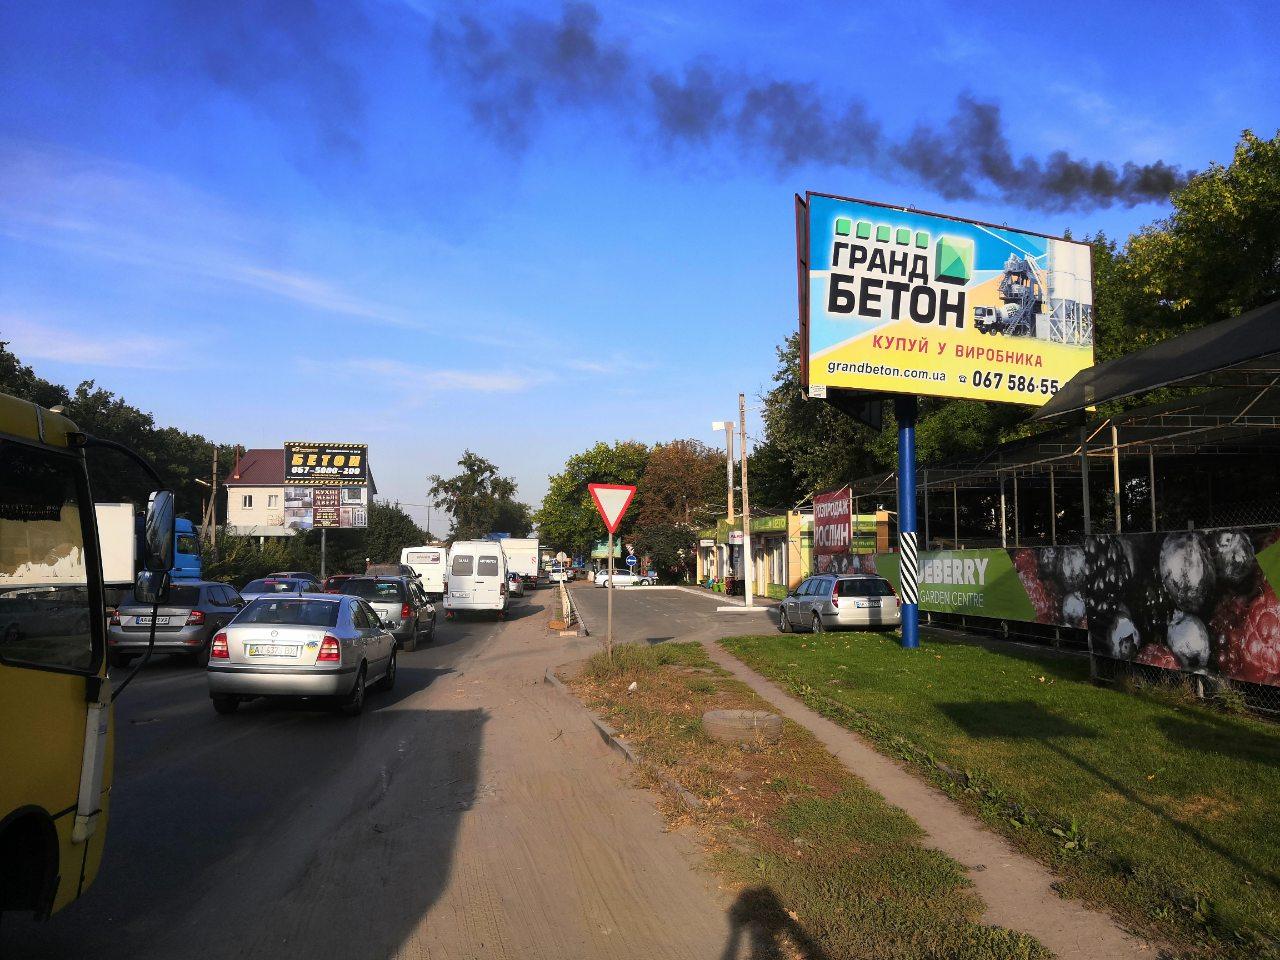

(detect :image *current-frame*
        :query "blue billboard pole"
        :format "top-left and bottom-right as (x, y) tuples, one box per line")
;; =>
(896, 395), (920, 648)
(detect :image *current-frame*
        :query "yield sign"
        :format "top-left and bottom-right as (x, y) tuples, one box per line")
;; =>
(588, 483), (636, 535)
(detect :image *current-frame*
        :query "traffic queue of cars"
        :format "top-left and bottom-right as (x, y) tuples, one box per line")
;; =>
(107, 553), (541, 717)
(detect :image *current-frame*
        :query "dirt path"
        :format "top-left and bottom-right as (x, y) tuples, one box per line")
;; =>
(700, 638), (1156, 960)
(383, 607), (731, 959)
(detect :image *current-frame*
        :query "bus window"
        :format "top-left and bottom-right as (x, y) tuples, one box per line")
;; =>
(0, 442), (94, 673)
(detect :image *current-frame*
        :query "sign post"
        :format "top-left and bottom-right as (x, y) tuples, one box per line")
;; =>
(588, 483), (636, 660)
(896, 395), (920, 648)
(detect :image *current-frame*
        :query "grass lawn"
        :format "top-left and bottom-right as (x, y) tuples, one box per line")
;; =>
(721, 629), (1280, 959)
(567, 642), (1050, 960)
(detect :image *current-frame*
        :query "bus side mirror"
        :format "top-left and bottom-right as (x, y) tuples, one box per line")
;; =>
(143, 491), (176, 573)
(135, 570), (171, 606)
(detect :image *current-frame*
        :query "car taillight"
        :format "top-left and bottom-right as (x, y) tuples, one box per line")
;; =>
(211, 633), (229, 659)
(401, 603), (412, 620)
(318, 635), (341, 662)
(186, 609), (205, 626)
(831, 594), (839, 609)
(108, 609), (120, 626)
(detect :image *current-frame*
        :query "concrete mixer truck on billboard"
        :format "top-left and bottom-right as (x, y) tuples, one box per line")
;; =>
(796, 193), (1095, 405)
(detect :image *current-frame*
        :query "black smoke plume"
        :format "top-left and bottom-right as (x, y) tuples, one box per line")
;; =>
(430, 2), (1187, 211)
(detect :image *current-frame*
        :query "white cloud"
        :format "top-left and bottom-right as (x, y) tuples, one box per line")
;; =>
(1, 314), (175, 369)
(334, 358), (551, 395)
(0, 141), (427, 329)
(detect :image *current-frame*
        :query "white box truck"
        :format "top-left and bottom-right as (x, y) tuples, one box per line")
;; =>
(401, 545), (447, 600)
(499, 537), (540, 589)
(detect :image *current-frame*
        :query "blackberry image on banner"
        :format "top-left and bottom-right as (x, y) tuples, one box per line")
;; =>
(1085, 536), (1133, 623)
(1104, 605), (1142, 660)
(1160, 532), (1217, 613)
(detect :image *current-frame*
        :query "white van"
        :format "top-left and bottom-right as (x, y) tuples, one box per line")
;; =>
(444, 540), (508, 618)
(401, 545), (447, 599)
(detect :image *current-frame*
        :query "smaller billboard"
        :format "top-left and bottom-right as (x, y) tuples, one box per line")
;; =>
(282, 486), (368, 531)
(284, 442), (368, 486)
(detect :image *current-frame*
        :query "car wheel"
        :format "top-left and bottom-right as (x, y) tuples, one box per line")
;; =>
(811, 612), (822, 634)
(423, 617), (436, 644)
(211, 695), (239, 715)
(778, 609), (790, 633)
(403, 629), (418, 653)
(195, 642), (211, 667)
(377, 649), (397, 691)
(339, 666), (367, 717)
(111, 651), (135, 668)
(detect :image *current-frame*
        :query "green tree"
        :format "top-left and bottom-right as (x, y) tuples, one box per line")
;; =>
(632, 439), (724, 580)
(361, 501), (428, 563)
(534, 440), (649, 554)
(429, 450), (531, 540)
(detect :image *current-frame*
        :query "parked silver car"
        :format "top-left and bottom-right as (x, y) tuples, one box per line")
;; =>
(778, 574), (901, 633)
(206, 594), (396, 716)
(108, 580), (244, 667)
(338, 576), (435, 651)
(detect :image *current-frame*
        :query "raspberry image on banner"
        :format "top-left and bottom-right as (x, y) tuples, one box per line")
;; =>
(1167, 611), (1211, 671)
(1211, 530), (1256, 587)
(1058, 546), (1087, 593)
(1160, 532), (1217, 613)
(1211, 582), (1280, 684)
(1135, 643), (1180, 670)
(1012, 549), (1061, 624)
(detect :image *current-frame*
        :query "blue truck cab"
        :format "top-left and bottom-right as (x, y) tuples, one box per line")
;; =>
(172, 517), (202, 580)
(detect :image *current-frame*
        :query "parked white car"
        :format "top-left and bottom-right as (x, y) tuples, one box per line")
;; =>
(594, 570), (654, 588)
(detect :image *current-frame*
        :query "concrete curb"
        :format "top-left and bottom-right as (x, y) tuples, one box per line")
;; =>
(543, 664), (704, 811)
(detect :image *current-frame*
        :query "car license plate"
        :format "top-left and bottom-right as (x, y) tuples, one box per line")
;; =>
(248, 644), (299, 657)
(856, 600), (880, 609)
(451, 591), (470, 599)
(133, 616), (170, 626)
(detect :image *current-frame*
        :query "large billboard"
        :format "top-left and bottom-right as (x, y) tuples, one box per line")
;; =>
(284, 442), (368, 486)
(798, 194), (1094, 405)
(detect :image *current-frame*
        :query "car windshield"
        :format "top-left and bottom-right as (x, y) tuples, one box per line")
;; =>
(340, 579), (406, 601)
(836, 578), (895, 597)
(122, 584), (202, 607)
(243, 579), (302, 594)
(237, 598), (340, 627)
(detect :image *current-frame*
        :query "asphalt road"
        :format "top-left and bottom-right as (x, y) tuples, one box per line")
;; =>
(1, 590), (734, 960)
(570, 584), (778, 648)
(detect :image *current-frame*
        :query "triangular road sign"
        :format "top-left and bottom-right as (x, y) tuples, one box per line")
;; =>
(588, 483), (636, 535)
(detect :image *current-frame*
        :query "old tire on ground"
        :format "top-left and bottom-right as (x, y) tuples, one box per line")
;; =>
(702, 709), (783, 744)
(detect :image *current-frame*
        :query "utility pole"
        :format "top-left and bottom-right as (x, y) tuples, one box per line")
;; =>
(739, 393), (754, 609)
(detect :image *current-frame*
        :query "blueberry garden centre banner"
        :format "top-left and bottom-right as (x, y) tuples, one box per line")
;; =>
(855, 546), (1082, 629)
(799, 194), (1094, 405)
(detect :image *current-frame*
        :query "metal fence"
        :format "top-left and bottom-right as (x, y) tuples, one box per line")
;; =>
(1092, 655), (1280, 716)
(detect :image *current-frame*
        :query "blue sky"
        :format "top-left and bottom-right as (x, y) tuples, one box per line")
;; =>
(1, 0), (1276, 528)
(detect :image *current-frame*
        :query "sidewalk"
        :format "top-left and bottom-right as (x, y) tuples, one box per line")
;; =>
(700, 637), (1153, 960)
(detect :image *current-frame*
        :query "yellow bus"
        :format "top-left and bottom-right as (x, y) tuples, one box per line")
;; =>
(0, 393), (172, 919)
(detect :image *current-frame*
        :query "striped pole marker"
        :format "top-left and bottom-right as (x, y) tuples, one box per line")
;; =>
(896, 396), (920, 648)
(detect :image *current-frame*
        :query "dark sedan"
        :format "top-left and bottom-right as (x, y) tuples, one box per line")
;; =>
(108, 580), (245, 666)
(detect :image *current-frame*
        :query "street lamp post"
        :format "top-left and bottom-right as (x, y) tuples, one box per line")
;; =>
(711, 419), (735, 589)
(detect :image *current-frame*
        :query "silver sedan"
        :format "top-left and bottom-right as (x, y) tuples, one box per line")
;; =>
(206, 593), (396, 717)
